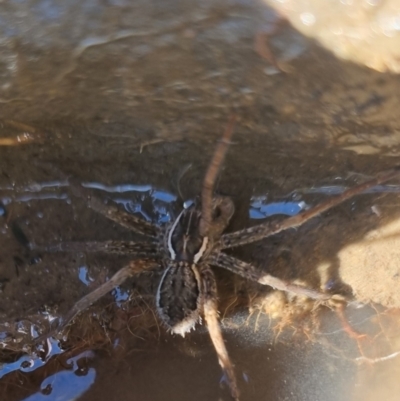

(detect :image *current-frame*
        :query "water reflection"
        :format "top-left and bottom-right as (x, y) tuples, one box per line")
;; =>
(0, 338), (63, 380)
(250, 198), (307, 219)
(81, 182), (152, 193)
(78, 266), (93, 286)
(22, 352), (95, 401)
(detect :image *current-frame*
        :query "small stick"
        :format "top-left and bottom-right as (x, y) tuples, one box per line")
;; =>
(200, 115), (236, 236)
(0, 133), (37, 146)
(0, 119), (43, 146)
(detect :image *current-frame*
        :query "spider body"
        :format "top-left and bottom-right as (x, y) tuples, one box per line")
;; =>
(158, 196), (234, 336)
(34, 121), (400, 400)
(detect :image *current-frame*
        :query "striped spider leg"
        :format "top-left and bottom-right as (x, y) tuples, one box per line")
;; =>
(32, 183), (164, 342)
(34, 258), (160, 343)
(218, 167), (400, 250)
(210, 167), (400, 297)
(32, 178), (161, 257)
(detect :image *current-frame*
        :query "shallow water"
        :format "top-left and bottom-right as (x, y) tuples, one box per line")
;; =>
(1, 0), (400, 400)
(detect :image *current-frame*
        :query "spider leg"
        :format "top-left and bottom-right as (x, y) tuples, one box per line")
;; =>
(211, 252), (332, 301)
(200, 265), (240, 401)
(69, 181), (160, 238)
(219, 168), (400, 249)
(35, 259), (158, 343)
(200, 115), (236, 236)
(38, 240), (158, 257)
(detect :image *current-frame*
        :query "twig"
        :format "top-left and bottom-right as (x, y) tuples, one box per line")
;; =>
(199, 115), (236, 236)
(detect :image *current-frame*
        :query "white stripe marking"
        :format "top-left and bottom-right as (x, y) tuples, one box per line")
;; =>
(194, 237), (209, 263)
(156, 264), (172, 311)
(167, 209), (184, 260)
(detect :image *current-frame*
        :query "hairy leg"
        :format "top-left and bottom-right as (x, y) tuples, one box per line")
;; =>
(35, 259), (158, 343)
(39, 240), (158, 257)
(201, 265), (240, 401)
(219, 168), (400, 249)
(69, 181), (160, 238)
(210, 252), (334, 301)
(199, 116), (236, 237)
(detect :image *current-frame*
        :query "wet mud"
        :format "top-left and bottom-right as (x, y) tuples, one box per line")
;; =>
(1, 0), (400, 400)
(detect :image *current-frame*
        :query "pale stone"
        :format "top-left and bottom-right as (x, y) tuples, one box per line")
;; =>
(338, 217), (400, 307)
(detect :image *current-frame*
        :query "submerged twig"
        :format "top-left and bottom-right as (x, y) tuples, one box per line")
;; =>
(199, 115), (236, 236)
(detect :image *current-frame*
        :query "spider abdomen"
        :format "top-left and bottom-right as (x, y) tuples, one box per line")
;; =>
(156, 261), (202, 337)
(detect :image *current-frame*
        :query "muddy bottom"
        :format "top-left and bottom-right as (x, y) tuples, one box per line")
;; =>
(1, 0), (400, 400)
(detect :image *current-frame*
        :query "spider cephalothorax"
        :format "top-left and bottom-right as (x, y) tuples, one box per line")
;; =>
(33, 117), (400, 401)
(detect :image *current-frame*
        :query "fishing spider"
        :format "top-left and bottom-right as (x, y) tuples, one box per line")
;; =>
(35, 117), (400, 400)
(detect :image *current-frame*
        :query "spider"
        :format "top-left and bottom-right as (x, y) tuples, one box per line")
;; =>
(33, 117), (400, 400)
